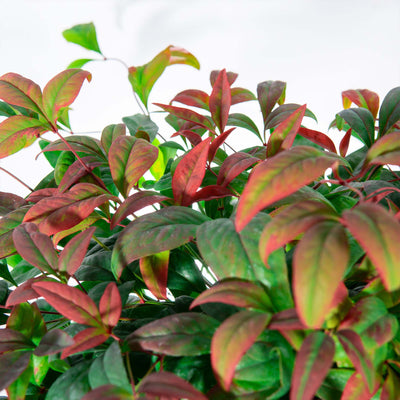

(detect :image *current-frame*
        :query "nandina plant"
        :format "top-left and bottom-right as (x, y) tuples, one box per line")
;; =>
(1, 22), (400, 400)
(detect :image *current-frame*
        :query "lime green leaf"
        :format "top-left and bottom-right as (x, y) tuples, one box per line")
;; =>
(62, 23), (102, 54)
(67, 58), (95, 69)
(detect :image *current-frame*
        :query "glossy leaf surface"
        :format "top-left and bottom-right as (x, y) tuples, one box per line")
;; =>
(236, 146), (342, 231)
(211, 310), (271, 391)
(290, 332), (335, 400)
(127, 312), (218, 356)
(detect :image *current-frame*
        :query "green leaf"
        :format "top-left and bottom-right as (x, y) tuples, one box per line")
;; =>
(211, 310), (271, 391)
(112, 206), (209, 279)
(43, 69), (92, 124)
(341, 202), (400, 291)
(127, 312), (219, 356)
(257, 80), (286, 129)
(54, 150), (75, 185)
(108, 136), (158, 197)
(101, 123), (126, 154)
(290, 332), (335, 400)
(226, 113), (261, 140)
(0, 351), (32, 392)
(128, 46), (200, 108)
(122, 114), (158, 143)
(6, 358), (33, 400)
(379, 87), (400, 137)
(0, 115), (49, 158)
(236, 146), (343, 231)
(337, 108), (375, 147)
(67, 58), (95, 69)
(0, 100), (17, 117)
(62, 23), (102, 54)
(293, 221), (349, 328)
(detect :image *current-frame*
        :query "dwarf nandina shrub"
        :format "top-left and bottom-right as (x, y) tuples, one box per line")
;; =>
(1, 22), (400, 400)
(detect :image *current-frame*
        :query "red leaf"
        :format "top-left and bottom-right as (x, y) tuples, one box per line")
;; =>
(364, 131), (400, 167)
(172, 138), (211, 206)
(257, 80), (286, 128)
(170, 89), (209, 110)
(268, 308), (306, 331)
(0, 192), (27, 216)
(109, 136), (158, 197)
(297, 126), (337, 153)
(0, 116), (49, 158)
(210, 70), (238, 87)
(190, 279), (273, 311)
(61, 327), (108, 359)
(189, 185), (232, 203)
(34, 329), (74, 356)
(230, 87), (256, 105)
(209, 69), (231, 133)
(216, 152), (259, 187)
(23, 183), (117, 235)
(0, 72), (44, 115)
(99, 282), (122, 328)
(81, 385), (132, 400)
(6, 277), (55, 307)
(138, 371), (208, 400)
(341, 372), (379, 400)
(110, 191), (170, 230)
(293, 221), (349, 328)
(12, 222), (58, 273)
(154, 103), (214, 132)
(290, 332), (335, 400)
(43, 69), (92, 124)
(208, 127), (235, 162)
(0, 328), (34, 353)
(259, 200), (338, 266)
(340, 128), (352, 157)
(342, 89), (380, 119)
(211, 310), (271, 391)
(236, 146), (342, 231)
(0, 351), (31, 391)
(58, 226), (96, 275)
(32, 281), (102, 327)
(337, 329), (376, 392)
(140, 251), (169, 300)
(25, 188), (58, 203)
(341, 203), (400, 291)
(171, 129), (202, 146)
(267, 104), (307, 157)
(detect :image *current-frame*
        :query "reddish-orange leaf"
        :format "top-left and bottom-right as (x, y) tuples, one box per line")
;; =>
(210, 70), (238, 87)
(267, 104), (306, 157)
(209, 69), (231, 133)
(6, 277), (55, 307)
(171, 129), (202, 146)
(13, 222), (58, 274)
(109, 136), (158, 197)
(268, 308), (306, 331)
(208, 127), (235, 162)
(139, 250), (169, 300)
(211, 310), (271, 391)
(32, 281), (102, 327)
(340, 128), (352, 157)
(230, 87), (256, 105)
(342, 202), (400, 291)
(216, 152), (259, 187)
(154, 103), (214, 132)
(236, 146), (343, 231)
(138, 371), (208, 400)
(170, 89), (209, 110)
(189, 185), (232, 203)
(259, 200), (338, 266)
(342, 89), (380, 119)
(0, 72), (44, 115)
(257, 80), (286, 128)
(293, 221), (349, 328)
(290, 332), (335, 400)
(337, 330), (376, 392)
(110, 191), (170, 230)
(0, 116), (49, 158)
(297, 126), (337, 153)
(99, 282), (122, 328)
(364, 131), (400, 167)
(61, 327), (108, 359)
(23, 183), (117, 235)
(58, 226), (96, 275)
(43, 69), (92, 124)
(172, 138), (211, 206)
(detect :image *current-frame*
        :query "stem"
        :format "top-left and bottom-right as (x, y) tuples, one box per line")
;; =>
(0, 166), (34, 192)
(125, 352), (136, 395)
(92, 235), (111, 251)
(72, 274), (87, 294)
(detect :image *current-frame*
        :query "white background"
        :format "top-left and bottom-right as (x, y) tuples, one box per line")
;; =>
(0, 0), (399, 197)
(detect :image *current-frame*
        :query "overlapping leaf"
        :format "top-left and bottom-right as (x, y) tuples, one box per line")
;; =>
(297, 126), (337, 153)
(379, 87), (400, 137)
(99, 282), (122, 328)
(108, 136), (158, 197)
(290, 332), (335, 400)
(209, 69), (231, 133)
(257, 80), (286, 129)
(364, 131), (400, 166)
(342, 89), (380, 119)
(100, 124), (126, 154)
(226, 113), (261, 139)
(140, 250), (169, 300)
(341, 202), (400, 291)
(236, 146), (343, 231)
(171, 89), (210, 110)
(211, 310), (271, 391)
(111, 206), (209, 278)
(217, 152), (259, 187)
(34, 329), (74, 356)
(128, 46), (200, 108)
(127, 312), (218, 356)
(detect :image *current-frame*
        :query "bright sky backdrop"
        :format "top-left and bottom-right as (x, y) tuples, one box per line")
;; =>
(1, 0), (399, 197)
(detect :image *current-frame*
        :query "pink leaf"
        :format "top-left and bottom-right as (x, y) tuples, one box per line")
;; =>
(297, 126), (337, 153)
(170, 89), (209, 110)
(171, 129), (202, 146)
(208, 127), (235, 162)
(99, 282), (122, 328)
(209, 69), (231, 133)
